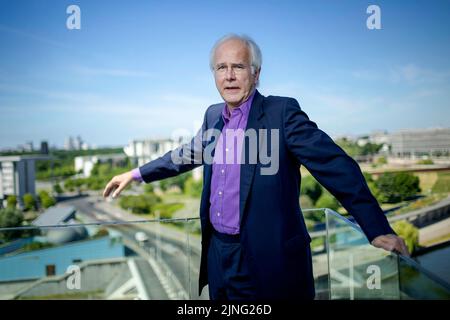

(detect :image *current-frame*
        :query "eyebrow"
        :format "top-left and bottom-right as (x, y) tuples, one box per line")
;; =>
(215, 63), (247, 68)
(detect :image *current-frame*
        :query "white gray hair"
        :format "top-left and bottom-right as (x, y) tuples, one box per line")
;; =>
(209, 34), (262, 86)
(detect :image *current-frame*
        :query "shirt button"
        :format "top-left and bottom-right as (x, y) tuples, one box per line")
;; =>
(218, 191), (222, 196)
(217, 212), (220, 216)
(225, 148), (229, 152)
(221, 169), (225, 174)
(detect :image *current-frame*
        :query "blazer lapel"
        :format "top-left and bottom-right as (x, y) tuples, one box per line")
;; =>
(239, 90), (265, 225)
(200, 112), (224, 221)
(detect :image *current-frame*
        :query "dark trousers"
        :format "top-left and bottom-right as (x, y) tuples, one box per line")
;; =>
(207, 230), (257, 300)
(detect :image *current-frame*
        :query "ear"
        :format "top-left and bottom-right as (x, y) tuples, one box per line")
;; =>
(254, 67), (261, 81)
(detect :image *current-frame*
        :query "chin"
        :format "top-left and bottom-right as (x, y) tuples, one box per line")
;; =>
(223, 94), (243, 105)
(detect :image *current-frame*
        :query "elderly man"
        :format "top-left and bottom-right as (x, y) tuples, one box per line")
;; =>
(103, 34), (409, 300)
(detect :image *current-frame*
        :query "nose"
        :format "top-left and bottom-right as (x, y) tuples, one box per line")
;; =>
(225, 67), (236, 81)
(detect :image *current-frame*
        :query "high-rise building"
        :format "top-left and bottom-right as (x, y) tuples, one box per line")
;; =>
(40, 141), (49, 155)
(0, 155), (51, 205)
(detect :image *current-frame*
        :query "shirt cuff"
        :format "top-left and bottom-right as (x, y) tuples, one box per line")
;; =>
(131, 168), (143, 182)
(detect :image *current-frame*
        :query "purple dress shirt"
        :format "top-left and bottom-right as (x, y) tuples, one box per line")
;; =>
(133, 90), (255, 235)
(131, 168), (143, 182)
(209, 91), (255, 235)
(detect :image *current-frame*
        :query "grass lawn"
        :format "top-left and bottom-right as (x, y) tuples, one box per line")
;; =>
(432, 172), (450, 193)
(415, 172), (438, 194)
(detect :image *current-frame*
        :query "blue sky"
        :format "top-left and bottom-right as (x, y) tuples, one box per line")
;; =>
(1, 0), (449, 149)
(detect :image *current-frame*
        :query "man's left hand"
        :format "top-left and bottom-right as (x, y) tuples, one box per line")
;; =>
(371, 234), (410, 257)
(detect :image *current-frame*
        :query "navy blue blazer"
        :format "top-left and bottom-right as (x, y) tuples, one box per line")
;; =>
(139, 90), (395, 299)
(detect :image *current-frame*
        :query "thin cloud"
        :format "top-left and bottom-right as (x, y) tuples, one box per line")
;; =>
(73, 66), (154, 78)
(0, 24), (70, 50)
(350, 65), (450, 85)
(0, 83), (102, 104)
(389, 64), (450, 84)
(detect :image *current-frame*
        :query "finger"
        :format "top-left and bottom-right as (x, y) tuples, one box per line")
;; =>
(377, 238), (396, 252)
(399, 240), (410, 257)
(103, 182), (113, 197)
(391, 239), (408, 256)
(373, 237), (391, 249)
(112, 181), (128, 198)
(103, 180), (117, 198)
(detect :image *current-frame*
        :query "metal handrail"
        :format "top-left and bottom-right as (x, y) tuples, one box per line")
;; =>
(323, 208), (450, 291)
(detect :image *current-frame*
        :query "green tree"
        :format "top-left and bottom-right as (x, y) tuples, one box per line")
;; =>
(38, 190), (56, 209)
(184, 177), (203, 198)
(64, 179), (75, 192)
(376, 172), (421, 203)
(315, 191), (340, 211)
(22, 193), (36, 211)
(53, 183), (63, 195)
(0, 207), (24, 242)
(6, 195), (17, 209)
(361, 142), (383, 156)
(363, 172), (382, 203)
(335, 138), (360, 157)
(301, 176), (323, 205)
(143, 183), (155, 194)
(159, 172), (190, 193)
(376, 156), (387, 165)
(119, 194), (161, 214)
(392, 220), (419, 253)
(335, 138), (382, 157)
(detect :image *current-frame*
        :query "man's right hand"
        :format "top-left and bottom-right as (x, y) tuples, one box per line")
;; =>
(102, 171), (134, 199)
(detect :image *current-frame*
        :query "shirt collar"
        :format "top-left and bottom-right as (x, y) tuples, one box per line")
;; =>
(222, 89), (256, 122)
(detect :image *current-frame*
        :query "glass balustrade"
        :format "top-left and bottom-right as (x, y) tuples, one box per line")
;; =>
(0, 205), (448, 300)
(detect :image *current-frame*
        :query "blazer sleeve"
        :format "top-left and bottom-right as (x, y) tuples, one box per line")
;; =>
(138, 110), (208, 184)
(282, 98), (395, 242)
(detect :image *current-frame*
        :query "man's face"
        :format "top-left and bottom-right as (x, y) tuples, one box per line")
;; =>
(213, 39), (260, 108)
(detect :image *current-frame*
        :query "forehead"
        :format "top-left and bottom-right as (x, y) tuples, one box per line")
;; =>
(214, 39), (250, 64)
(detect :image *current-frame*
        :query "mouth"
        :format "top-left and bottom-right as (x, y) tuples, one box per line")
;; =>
(224, 86), (240, 92)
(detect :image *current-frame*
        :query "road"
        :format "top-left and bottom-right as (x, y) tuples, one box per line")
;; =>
(60, 195), (208, 299)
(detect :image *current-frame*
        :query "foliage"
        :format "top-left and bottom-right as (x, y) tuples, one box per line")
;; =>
(6, 195), (17, 209)
(363, 172), (382, 203)
(416, 159), (434, 165)
(0, 207), (24, 242)
(301, 175), (322, 205)
(184, 177), (203, 198)
(92, 228), (109, 238)
(392, 220), (419, 253)
(154, 203), (184, 219)
(22, 193), (36, 211)
(159, 172), (190, 192)
(335, 138), (383, 157)
(38, 190), (56, 209)
(143, 183), (155, 194)
(376, 156), (387, 165)
(34, 148), (125, 180)
(53, 183), (63, 195)
(315, 190), (340, 211)
(375, 172), (421, 203)
(63, 163), (133, 192)
(119, 194), (161, 214)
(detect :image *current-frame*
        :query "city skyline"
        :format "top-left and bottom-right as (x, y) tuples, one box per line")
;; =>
(1, 0), (450, 149)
